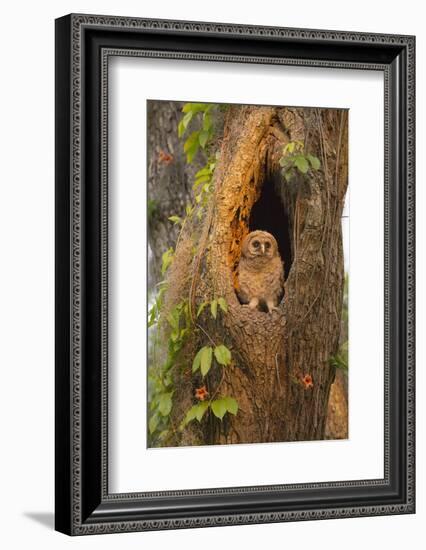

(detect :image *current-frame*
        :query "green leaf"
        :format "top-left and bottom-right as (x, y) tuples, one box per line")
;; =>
(283, 168), (295, 183)
(182, 103), (194, 113)
(149, 414), (160, 434)
(156, 280), (169, 289)
(178, 119), (186, 138)
(294, 156), (309, 174)
(148, 305), (157, 328)
(223, 396), (238, 415)
(210, 299), (218, 319)
(202, 183), (211, 194)
(170, 329), (179, 343)
(158, 392), (173, 416)
(211, 398), (227, 420)
(199, 129), (209, 149)
(182, 405), (199, 427)
(200, 346), (213, 377)
(218, 297), (228, 313)
(149, 395), (158, 411)
(192, 347), (203, 373)
(182, 111), (193, 126)
(195, 401), (209, 422)
(283, 142), (296, 154)
(195, 167), (212, 178)
(279, 156), (291, 168)
(184, 131), (199, 153)
(157, 430), (169, 442)
(186, 146), (199, 164)
(193, 175), (210, 189)
(182, 102), (209, 114)
(214, 344), (232, 366)
(203, 111), (212, 132)
(192, 346), (212, 375)
(307, 154), (321, 170)
(197, 302), (208, 317)
(167, 308), (179, 330)
(168, 215), (182, 225)
(178, 111), (194, 137)
(184, 131), (200, 163)
(161, 248), (174, 275)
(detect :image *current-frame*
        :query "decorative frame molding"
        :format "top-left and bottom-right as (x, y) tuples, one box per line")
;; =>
(55, 13), (415, 535)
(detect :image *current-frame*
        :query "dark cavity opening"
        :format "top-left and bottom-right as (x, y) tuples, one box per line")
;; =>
(249, 176), (293, 280)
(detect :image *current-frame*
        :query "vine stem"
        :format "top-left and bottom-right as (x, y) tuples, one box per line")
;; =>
(194, 321), (217, 347)
(208, 366), (226, 402)
(275, 353), (282, 392)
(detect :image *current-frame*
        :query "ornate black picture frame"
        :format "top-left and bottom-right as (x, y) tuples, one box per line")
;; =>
(55, 14), (415, 535)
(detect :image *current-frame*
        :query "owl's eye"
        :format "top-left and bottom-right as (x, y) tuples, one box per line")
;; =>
(265, 242), (271, 249)
(252, 240), (260, 248)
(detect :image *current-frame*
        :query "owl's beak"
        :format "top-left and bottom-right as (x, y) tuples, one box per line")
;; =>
(261, 243), (265, 254)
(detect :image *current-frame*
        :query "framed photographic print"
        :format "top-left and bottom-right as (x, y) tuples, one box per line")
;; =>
(55, 14), (415, 535)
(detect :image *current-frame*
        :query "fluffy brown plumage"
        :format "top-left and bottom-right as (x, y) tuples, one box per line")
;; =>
(236, 230), (284, 313)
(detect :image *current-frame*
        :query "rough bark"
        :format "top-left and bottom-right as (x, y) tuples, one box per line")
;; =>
(147, 101), (205, 286)
(325, 371), (349, 439)
(168, 105), (348, 445)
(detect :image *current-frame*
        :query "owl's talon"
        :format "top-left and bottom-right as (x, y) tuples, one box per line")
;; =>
(248, 298), (260, 310)
(266, 301), (278, 313)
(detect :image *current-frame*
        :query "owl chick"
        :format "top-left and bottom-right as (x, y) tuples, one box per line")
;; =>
(236, 230), (284, 313)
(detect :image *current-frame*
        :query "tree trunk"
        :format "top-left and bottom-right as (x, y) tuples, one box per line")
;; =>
(167, 104), (348, 445)
(325, 371), (349, 439)
(147, 101), (206, 285)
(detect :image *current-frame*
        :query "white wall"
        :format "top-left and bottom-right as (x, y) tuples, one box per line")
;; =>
(0, 0), (423, 548)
